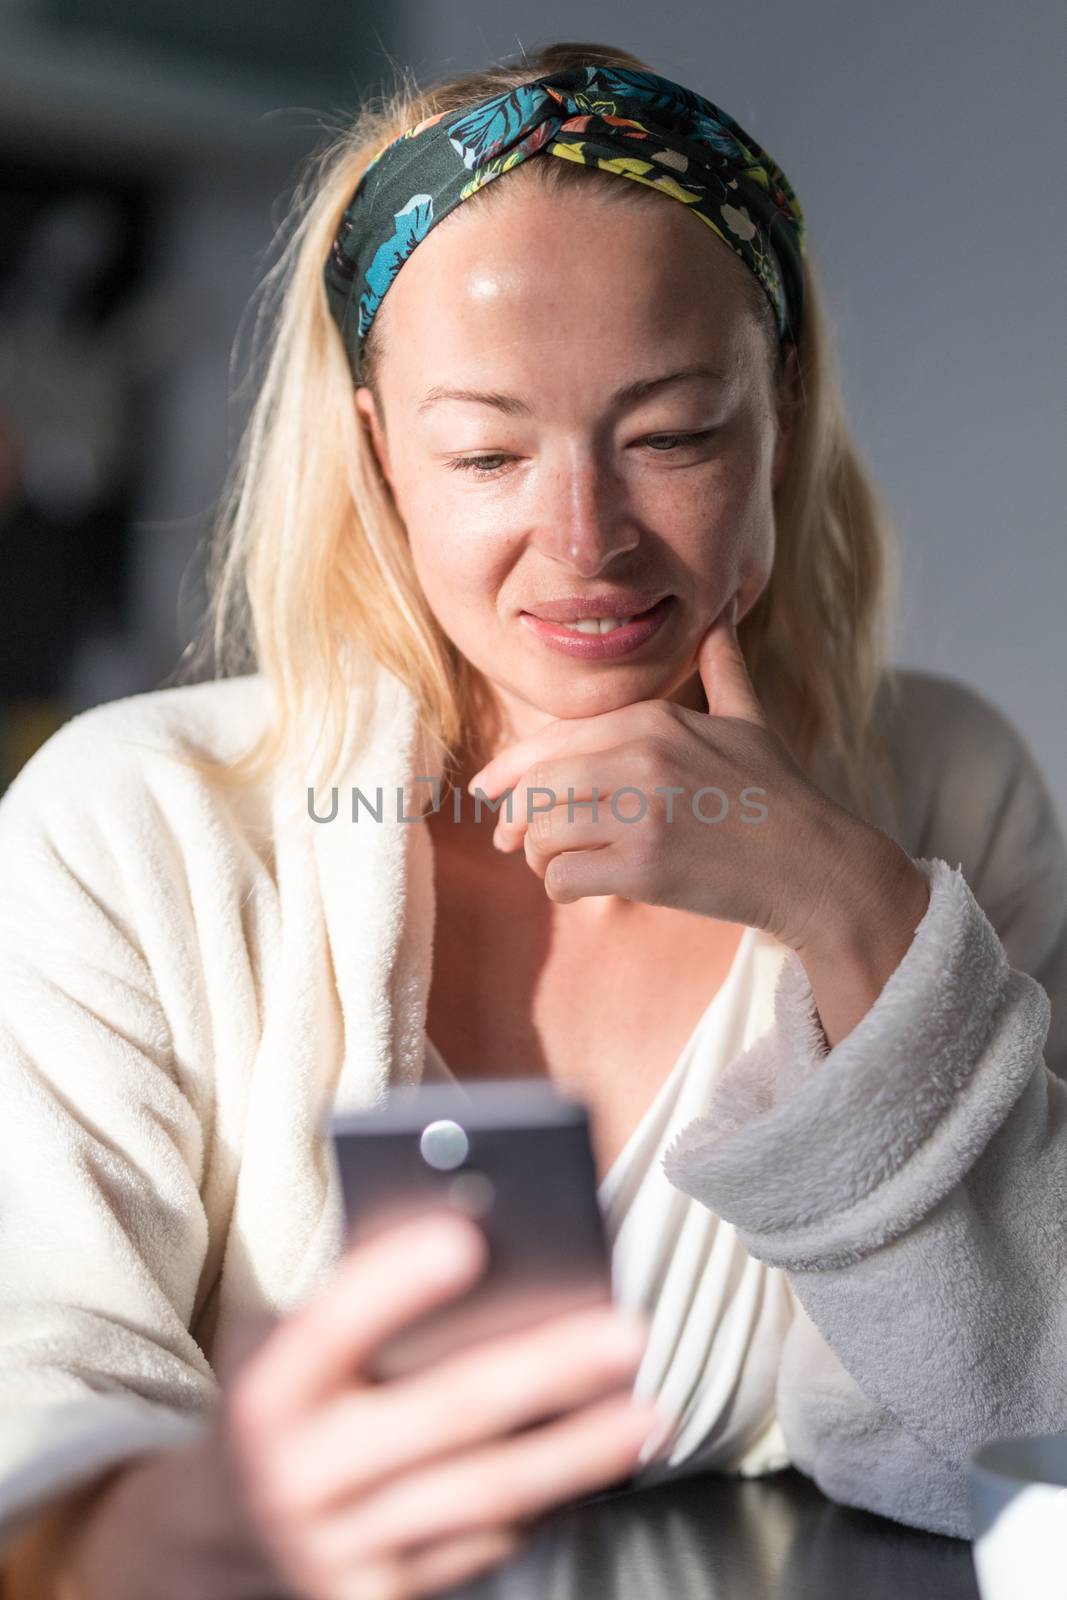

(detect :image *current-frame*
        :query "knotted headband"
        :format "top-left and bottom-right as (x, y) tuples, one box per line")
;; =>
(324, 64), (806, 382)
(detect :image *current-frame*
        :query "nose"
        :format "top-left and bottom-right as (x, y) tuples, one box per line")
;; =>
(530, 447), (640, 576)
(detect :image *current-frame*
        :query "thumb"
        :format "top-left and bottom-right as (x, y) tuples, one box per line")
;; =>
(696, 594), (765, 725)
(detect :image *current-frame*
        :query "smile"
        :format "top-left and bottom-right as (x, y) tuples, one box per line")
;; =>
(518, 596), (675, 660)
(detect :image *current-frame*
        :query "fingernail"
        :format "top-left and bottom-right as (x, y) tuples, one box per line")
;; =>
(637, 1406), (679, 1466)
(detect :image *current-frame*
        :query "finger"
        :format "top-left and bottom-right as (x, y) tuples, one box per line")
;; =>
(319, 1526), (526, 1600)
(492, 752), (619, 854)
(468, 706), (650, 802)
(230, 1210), (488, 1437)
(696, 593), (766, 727)
(312, 1392), (662, 1570)
(524, 819), (612, 883)
(543, 842), (635, 905)
(399, 1524), (527, 1596)
(262, 1301), (650, 1516)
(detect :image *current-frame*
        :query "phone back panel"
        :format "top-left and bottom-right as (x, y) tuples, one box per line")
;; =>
(330, 1080), (613, 1381)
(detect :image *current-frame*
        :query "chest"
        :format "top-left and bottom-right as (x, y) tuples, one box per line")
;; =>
(424, 845), (746, 1180)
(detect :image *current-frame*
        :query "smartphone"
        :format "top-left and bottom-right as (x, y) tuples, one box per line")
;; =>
(326, 1079), (614, 1384)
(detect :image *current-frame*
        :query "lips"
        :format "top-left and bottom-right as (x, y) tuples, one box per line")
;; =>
(519, 594), (675, 660)
(521, 591), (669, 624)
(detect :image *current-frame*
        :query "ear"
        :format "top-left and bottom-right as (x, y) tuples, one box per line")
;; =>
(771, 342), (801, 494)
(354, 386), (394, 491)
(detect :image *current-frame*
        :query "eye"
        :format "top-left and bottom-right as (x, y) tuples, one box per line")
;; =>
(641, 430), (717, 453)
(445, 453), (514, 476)
(442, 429), (718, 478)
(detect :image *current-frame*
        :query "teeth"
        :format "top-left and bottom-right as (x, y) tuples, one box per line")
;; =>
(559, 616), (634, 634)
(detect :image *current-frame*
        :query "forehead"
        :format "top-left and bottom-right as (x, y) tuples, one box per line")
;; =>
(373, 184), (763, 392)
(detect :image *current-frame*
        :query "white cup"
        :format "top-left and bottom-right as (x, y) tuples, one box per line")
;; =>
(966, 1434), (1067, 1600)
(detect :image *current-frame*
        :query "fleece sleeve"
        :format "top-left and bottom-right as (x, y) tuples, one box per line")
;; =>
(0, 712), (218, 1561)
(660, 689), (1067, 1540)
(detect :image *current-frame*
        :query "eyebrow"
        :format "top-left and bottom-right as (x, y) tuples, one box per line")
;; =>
(415, 365), (729, 417)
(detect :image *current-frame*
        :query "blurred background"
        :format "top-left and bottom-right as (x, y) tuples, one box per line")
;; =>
(1, 0), (1064, 816)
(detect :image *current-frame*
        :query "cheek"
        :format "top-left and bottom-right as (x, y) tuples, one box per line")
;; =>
(662, 450), (775, 571)
(728, 493), (776, 594)
(389, 455), (521, 650)
(406, 517), (509, 642)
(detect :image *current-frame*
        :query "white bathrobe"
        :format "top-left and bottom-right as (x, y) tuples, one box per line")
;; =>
(0, 660), (1064, 1555)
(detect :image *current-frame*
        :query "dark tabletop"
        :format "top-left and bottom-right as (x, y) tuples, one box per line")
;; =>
(439, 1465), (981, 1599)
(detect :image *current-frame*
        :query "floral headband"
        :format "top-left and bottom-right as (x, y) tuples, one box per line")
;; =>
(324, 64), (806, 381)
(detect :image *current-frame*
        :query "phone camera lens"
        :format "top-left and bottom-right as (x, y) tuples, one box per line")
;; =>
(420, 1118), (470, 1170)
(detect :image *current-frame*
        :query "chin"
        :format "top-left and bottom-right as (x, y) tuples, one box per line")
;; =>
(525, 669), (683, 719)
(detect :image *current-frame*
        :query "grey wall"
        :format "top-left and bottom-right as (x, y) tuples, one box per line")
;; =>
(384, 2), (1067, 819)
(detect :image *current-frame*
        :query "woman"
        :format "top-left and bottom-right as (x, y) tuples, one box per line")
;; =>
(2, 38), (1066, 1600)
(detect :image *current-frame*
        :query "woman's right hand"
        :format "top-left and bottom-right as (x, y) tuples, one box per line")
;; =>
(214, 1208), (665, 1600)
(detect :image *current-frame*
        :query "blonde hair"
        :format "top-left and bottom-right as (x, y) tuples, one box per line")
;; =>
(174, 39), (902, 817)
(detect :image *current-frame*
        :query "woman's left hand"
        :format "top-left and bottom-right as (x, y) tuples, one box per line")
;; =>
(466, 596), (913, 955)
